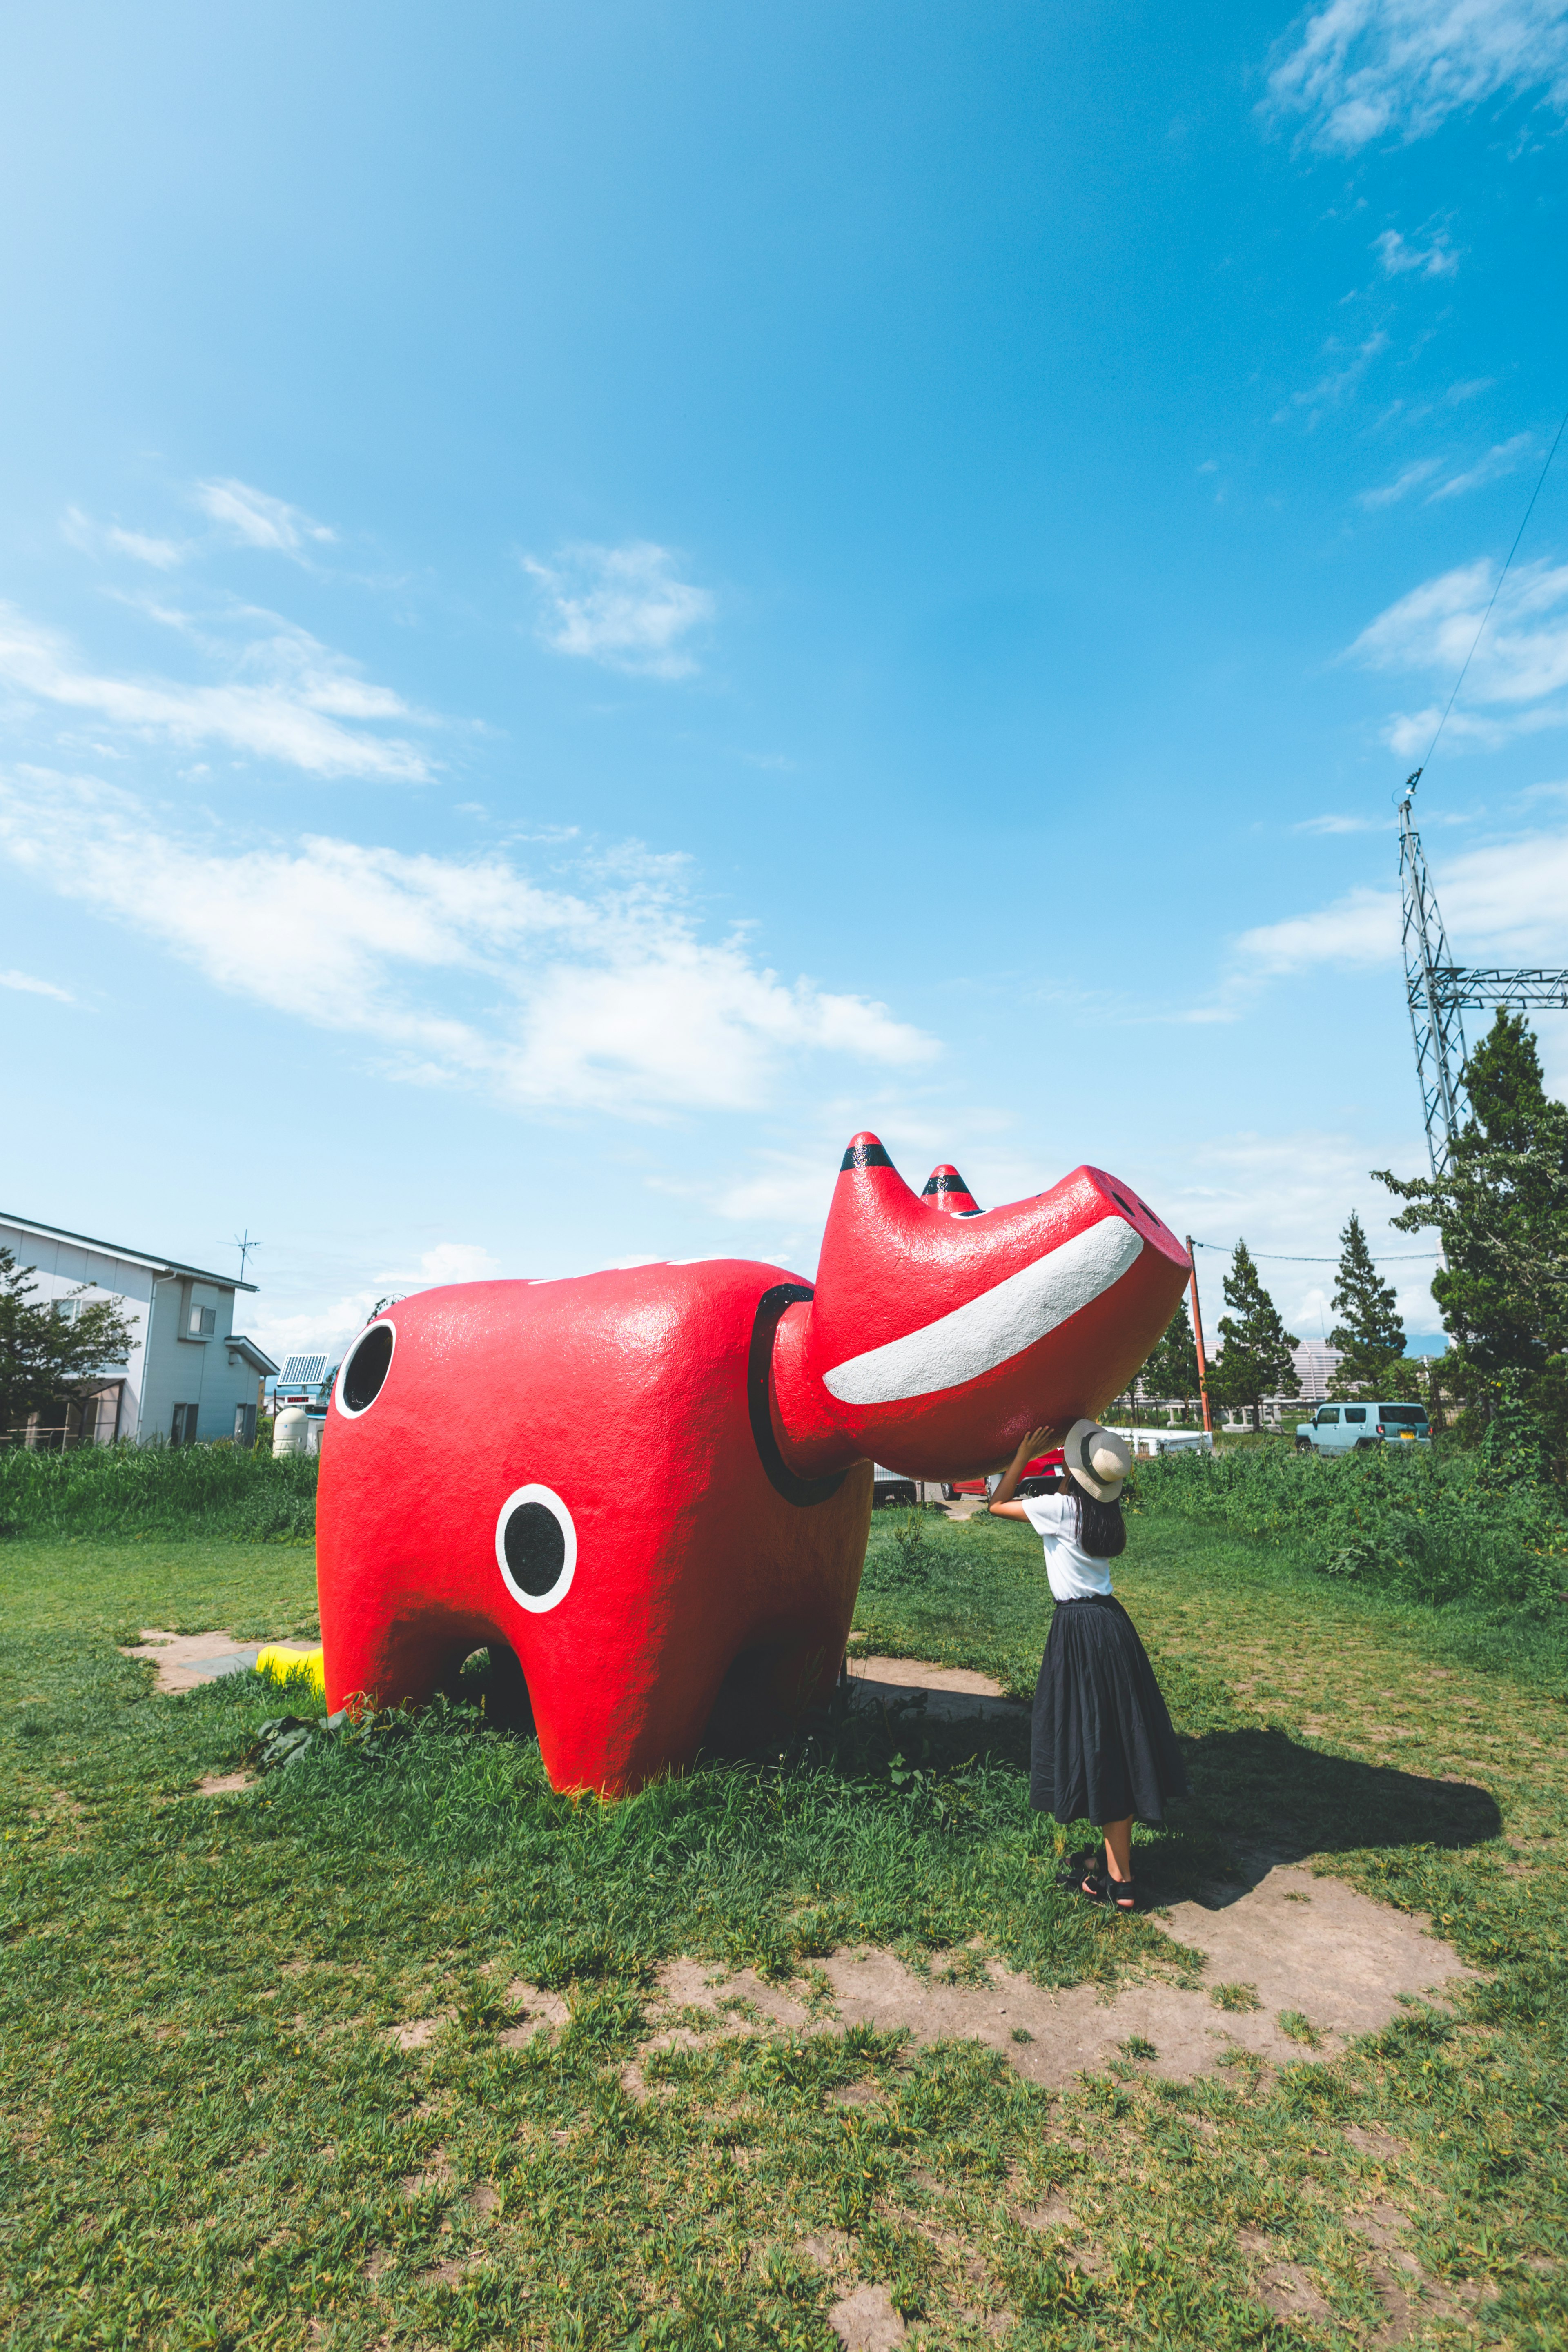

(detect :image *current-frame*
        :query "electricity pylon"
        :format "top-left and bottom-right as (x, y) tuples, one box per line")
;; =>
(1399, 772), (1568, 1175)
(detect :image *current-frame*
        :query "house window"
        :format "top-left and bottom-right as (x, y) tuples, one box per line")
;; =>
(53, 1297), (80, 1323)
(188, 1305), (216, 1338)
(171, 1403), (199, 1446)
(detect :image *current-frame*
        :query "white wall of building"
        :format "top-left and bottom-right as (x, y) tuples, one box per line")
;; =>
(0, 1216), (267, 1443)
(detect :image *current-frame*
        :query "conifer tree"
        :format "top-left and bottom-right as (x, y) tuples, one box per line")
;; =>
(1327, 1209), (1410, 1398)
(1375, 1010), (1568, 1474)
(1209, 1241), (1299, 1431)
(1140, 1298), (1203, 1414)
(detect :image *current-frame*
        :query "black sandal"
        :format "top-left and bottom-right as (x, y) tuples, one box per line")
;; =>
(1079, 1866), (1137, 1912)
(1055, 1844), (1098, 1892)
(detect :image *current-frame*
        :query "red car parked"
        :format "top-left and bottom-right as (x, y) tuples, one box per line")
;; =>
(947, 1447), (1064, 1499)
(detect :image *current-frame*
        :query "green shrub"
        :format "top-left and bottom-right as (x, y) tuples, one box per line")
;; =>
(1130, 1440), (1568, 1610)
(0, 1440), (318, 1542)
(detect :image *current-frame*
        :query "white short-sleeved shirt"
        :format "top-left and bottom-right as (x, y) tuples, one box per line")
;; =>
(1019, 1490), (1115, 1603)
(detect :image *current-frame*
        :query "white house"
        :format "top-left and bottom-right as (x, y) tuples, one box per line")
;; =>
(0, 1211), (278, 1447)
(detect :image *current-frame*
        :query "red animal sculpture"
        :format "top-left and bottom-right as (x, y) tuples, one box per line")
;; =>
(316, 1134), (1188, 1794)
(920, 1163), (982, 1216)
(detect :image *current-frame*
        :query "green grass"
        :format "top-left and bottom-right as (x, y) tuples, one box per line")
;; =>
(2, 1504), (1566, 2347)
(0, 1440), (318, 1543)
(1132, 1438), (1568, 1616)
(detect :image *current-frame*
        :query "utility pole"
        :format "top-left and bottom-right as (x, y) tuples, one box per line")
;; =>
(1398, 772), (1568, 1176)
(1186, 1237), (1213, 1437)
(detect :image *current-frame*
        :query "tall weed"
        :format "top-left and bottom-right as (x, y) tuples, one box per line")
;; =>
(0, 1441), (318, 1542)
(1130, 1441), (1568, 1611)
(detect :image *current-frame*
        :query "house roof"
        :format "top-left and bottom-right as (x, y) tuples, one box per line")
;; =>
(226, 1334), (280, 1375)
(0, 1212), (257, 1292)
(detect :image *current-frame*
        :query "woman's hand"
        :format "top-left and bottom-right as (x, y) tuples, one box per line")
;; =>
(989, 1423), (1057, 1511)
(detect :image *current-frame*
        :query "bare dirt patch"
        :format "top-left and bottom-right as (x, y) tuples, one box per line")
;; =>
(497, 1980), (569, 2045)
(388, 2015), (446, 2051)
(192, 1771), (256, 1796)
(827, 2281), (906, 2349)
(637, 1860), (1470, 2088)
(1239, 2232), (1333, 2323)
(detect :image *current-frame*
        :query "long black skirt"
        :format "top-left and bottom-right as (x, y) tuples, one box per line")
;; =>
(1031, 1595), (1187, 1826)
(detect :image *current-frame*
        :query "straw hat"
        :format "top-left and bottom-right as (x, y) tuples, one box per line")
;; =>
(1062, 1418), (1132, 1503)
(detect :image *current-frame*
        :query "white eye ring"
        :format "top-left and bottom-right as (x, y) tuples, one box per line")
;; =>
(335, 1320), (396, 1418)
(494, 1485), (577, 1614)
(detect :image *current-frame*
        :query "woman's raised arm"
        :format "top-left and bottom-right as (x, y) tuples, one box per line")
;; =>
(988, 1425), (1056, 1519)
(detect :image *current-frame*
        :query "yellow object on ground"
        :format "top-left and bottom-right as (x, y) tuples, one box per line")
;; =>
(255, 1643), (326, 1697)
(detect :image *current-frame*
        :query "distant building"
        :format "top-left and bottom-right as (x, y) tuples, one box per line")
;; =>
(0, 1211), (278, 1448)
(1289, 1341), (1343, 1405)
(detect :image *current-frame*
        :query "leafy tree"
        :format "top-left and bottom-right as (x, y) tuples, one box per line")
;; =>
(1139, 1298), (1203, 1411)
(1374, 1010), (1568, 1478)
(1209, 1241), (1299, 1431)
(1326, 1209), (1414, 1399)
(0, 1247), (138, 1439)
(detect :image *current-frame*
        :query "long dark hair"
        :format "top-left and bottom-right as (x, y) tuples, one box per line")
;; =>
(1059, 1474), (1126, 1559)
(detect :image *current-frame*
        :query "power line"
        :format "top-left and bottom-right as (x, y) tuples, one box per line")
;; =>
(1189, 1241), (1439, 1264)
(1419, 393), (1568, 777)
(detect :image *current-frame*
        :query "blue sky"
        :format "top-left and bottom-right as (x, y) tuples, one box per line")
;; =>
(2, 0), (1566, 1365)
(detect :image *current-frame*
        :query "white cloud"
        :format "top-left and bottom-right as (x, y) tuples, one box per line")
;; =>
(1292, 811), (1384, 833)
(0, 602), (432, 781)
(0, 773), (935, 1116)
(1372, 225), (1459, 276)
(0, 967), (74, 1002)
(1277, 331), (1388, 422)
(1427, 432), (1534, 500)
(1266, 0), (1568, 151)
(63, 508), (187, 569)
(196, 478), (336, 557)
(395, 1242), (502, 1287)
(1238, 884), (1401, 972)
(1159, 1128), (1446, 1332)
(1349, 555), (1568, 751)
(1236, 823), (1568, 972)
(1358, 457), (1442, 508)
(249, 1244), (506, 1366)
(522, 541), (714, 678)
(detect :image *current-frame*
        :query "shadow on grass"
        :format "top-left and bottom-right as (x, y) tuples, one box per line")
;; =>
(1136, 1725), (1503, 1910)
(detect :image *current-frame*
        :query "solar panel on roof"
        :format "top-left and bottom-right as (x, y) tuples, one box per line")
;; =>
(279, 1354), (329, 1385)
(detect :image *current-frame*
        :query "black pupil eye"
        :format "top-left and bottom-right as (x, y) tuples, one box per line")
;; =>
(343, 1323), (393, 1411)
(503, 1503), (566, 1597)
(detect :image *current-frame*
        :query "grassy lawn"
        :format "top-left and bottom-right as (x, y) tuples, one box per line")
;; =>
(2, 1509), (1565, 2348)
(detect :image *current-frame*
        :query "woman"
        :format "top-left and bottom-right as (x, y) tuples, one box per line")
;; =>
(989, 1419), (1187, 1910)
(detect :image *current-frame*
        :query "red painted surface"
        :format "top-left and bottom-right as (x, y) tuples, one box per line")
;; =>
(316, 1133), (1188, 1794)
(921, 1164), (982, 1217)
(950, 1449), (1062, 1499)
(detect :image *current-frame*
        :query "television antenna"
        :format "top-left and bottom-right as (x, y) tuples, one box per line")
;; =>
(234, 1229), (261, 1283)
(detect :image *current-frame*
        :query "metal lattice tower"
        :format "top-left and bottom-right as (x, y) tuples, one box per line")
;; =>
(1399, 770), (1568, 1175)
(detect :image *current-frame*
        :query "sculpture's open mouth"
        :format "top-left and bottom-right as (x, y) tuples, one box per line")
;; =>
(822, 1215), (1144, 1406)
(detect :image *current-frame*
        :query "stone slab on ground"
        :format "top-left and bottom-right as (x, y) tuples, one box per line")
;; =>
(639, 1860), (1472, 2088)
(846, 1653), (1025, 1722)
(120, 1629), (261, 1693)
